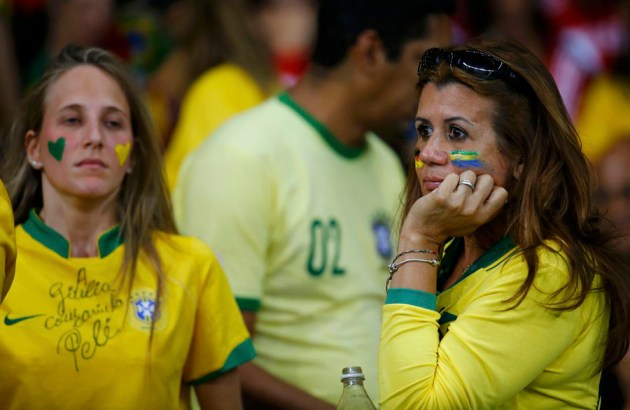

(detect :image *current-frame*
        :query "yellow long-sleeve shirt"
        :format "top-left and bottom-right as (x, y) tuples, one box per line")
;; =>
(379, 237), (607, 409)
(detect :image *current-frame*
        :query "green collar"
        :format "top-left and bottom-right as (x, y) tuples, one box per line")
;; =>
(22, 209), (123, 259)
(438, 236), (516, 292)
(277, 91), (367, 159)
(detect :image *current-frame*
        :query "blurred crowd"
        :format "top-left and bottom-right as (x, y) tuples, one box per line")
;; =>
(1, 0), (630, 166)
(0, 0), (316, 149)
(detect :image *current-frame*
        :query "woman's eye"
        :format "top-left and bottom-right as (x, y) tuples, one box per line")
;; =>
(416, 124), (432, 139)
(105, 119), (123, 129)
(64, 117), (80, 125)
(448, 127), (467, 140)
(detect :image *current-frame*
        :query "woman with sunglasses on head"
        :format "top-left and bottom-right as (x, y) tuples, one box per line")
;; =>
(0, 45), (254, 409)
(378, 38), (630, 409)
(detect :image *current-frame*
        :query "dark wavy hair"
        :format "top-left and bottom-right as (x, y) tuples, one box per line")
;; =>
(403, 38), (630, 371)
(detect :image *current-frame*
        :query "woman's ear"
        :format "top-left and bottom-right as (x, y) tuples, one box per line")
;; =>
(513, 159), (524, 180)
(25, 130), (43, 169)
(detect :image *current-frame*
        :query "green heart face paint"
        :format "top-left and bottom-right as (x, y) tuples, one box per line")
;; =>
(48, 137), (66, 161)
(449, 150), (484, 169)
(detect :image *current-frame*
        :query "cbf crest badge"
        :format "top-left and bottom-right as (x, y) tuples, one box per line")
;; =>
(129, 288), (167, 331)
(372, 213), (393, 263)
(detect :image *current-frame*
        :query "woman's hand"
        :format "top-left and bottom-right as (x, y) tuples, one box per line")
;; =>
(401, 170), (508, 245)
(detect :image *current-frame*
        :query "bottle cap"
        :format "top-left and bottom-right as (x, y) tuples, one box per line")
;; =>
(340, 366), (365, 381)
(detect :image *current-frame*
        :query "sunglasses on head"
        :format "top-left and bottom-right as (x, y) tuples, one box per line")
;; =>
(418, 47), (528, 94)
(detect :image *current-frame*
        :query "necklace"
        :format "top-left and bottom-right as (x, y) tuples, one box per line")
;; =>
(444, 263), (471, 290)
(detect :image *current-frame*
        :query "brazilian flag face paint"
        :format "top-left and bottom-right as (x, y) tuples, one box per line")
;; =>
(449, 150), (484, 169)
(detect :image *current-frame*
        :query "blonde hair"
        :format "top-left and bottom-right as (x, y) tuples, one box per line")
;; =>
(2, 45), (177, 318)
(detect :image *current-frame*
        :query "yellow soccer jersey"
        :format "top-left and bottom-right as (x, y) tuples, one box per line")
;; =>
(0, 210), (255, 410)
(174, 92), (404, 404)
(379, 237), (608, 410)
(577, 75), (630, 162)
(164, 63), (268, 192)
(0, 180), (16, 301)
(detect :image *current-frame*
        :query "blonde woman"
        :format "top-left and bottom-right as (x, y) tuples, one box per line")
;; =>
(0, 45), (254, 409)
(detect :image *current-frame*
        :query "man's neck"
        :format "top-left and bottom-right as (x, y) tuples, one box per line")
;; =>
(289, 72), (369, 148)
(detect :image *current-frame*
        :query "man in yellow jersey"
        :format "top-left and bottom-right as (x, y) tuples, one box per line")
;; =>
(174, 0), (454, 407)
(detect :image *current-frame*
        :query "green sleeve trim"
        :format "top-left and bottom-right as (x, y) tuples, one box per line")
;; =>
(188, 338), (256, 385)
(236, 297), (260, 311)
(385, 288), (436, 310)
(277, 92), (366, 159)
